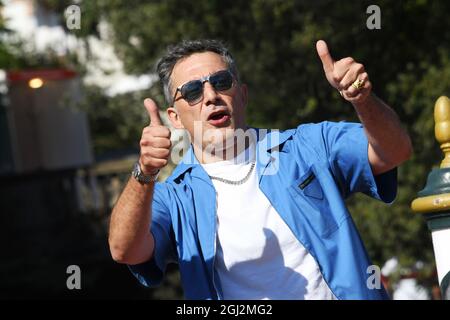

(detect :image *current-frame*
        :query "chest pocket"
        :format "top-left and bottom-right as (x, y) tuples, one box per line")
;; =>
(289, 166), (339, 238)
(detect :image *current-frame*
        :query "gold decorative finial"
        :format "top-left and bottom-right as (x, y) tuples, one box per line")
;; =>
(411, 96), (450, 214)
(434, 96), (450, 168)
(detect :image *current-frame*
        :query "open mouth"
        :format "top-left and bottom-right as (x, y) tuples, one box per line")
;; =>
(207, 110), (231, 126)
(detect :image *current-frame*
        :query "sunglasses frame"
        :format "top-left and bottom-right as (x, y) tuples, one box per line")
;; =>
(172, 69), (234, 106)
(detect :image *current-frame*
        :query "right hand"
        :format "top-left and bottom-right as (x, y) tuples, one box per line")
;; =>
(139, 98), (172, 174)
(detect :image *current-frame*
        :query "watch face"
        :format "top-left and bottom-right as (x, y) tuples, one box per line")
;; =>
(132, 161), (158, 184)
(133, 162), (141, 178)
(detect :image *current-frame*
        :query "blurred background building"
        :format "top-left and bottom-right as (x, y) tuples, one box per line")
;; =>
(1, 0), (449, 299)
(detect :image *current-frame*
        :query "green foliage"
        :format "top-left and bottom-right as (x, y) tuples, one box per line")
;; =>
(79, 87), (146, 155)
(78, 85), (165, 156)
(0, 1), (18, 69)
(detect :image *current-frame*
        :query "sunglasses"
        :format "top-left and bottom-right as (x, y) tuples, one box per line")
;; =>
(172, 69), (234, 106)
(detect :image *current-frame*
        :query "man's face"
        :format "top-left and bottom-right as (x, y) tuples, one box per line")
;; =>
(167, 52), (247, 150)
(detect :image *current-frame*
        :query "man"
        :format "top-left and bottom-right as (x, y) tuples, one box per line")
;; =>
(108, 39), (412, 299)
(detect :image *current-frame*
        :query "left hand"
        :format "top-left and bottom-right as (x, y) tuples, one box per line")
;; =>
(316, 40), (371, 105)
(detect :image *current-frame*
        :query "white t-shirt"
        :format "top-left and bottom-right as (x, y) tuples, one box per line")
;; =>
(202, 143), (336, 300)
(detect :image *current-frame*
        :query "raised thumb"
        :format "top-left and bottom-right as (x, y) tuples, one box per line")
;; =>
(144, 98), (163, 126)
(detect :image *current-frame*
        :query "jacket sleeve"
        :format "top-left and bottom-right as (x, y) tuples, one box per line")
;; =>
(127, 182), (177, 287)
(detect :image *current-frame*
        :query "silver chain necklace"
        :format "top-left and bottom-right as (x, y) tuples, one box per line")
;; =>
(208, 162), (256, 185)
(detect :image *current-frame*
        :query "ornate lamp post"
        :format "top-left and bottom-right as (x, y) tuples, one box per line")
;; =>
(411, 96), (450, 300)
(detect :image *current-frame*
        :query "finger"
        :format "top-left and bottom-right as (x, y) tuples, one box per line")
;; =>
(143, 125), (170, 135)
(147, 126), (170, 138)
(143, 147), (171, 159)
(339, 63), (365, 90)
(316, 40), (335, 73)
(359, 72), (369, 83)
(144, 98), (163, 126)
(140, 136), (172, 149)
(151, 137), (172, 149)
(141, 156), (168, 169)
(345, 74), (370, 98)
(345, 84), (360, 97)
(333, 57), (355, 83)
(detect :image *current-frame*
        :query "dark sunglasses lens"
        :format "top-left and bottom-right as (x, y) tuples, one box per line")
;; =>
(210, 71), (233, 91)
(181, 81), (203, 102)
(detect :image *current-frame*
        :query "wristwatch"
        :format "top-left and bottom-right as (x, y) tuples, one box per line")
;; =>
(132, 161), (160, 184)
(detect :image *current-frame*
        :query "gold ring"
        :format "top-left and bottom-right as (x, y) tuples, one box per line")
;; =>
(351, 79), (364, 89)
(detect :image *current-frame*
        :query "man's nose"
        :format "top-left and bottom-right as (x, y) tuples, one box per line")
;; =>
(202, 81), (220, 105)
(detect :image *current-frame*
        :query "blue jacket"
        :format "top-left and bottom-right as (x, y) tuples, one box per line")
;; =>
(129, 121), (396, 300)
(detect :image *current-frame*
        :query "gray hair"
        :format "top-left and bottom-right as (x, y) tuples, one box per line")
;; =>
(156, 39), (240, 105)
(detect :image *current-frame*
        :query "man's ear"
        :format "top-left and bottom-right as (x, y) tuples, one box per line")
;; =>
(167, 107), (184, 129)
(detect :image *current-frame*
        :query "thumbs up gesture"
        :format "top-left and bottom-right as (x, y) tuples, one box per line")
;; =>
(316, 40), (371, 105)
(139, 98), (172, 174)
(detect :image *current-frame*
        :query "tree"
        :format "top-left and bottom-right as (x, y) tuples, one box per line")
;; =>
(0, 2), (18, 68)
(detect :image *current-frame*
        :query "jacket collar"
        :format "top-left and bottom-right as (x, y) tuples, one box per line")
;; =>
(167, 127), (295, 183)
